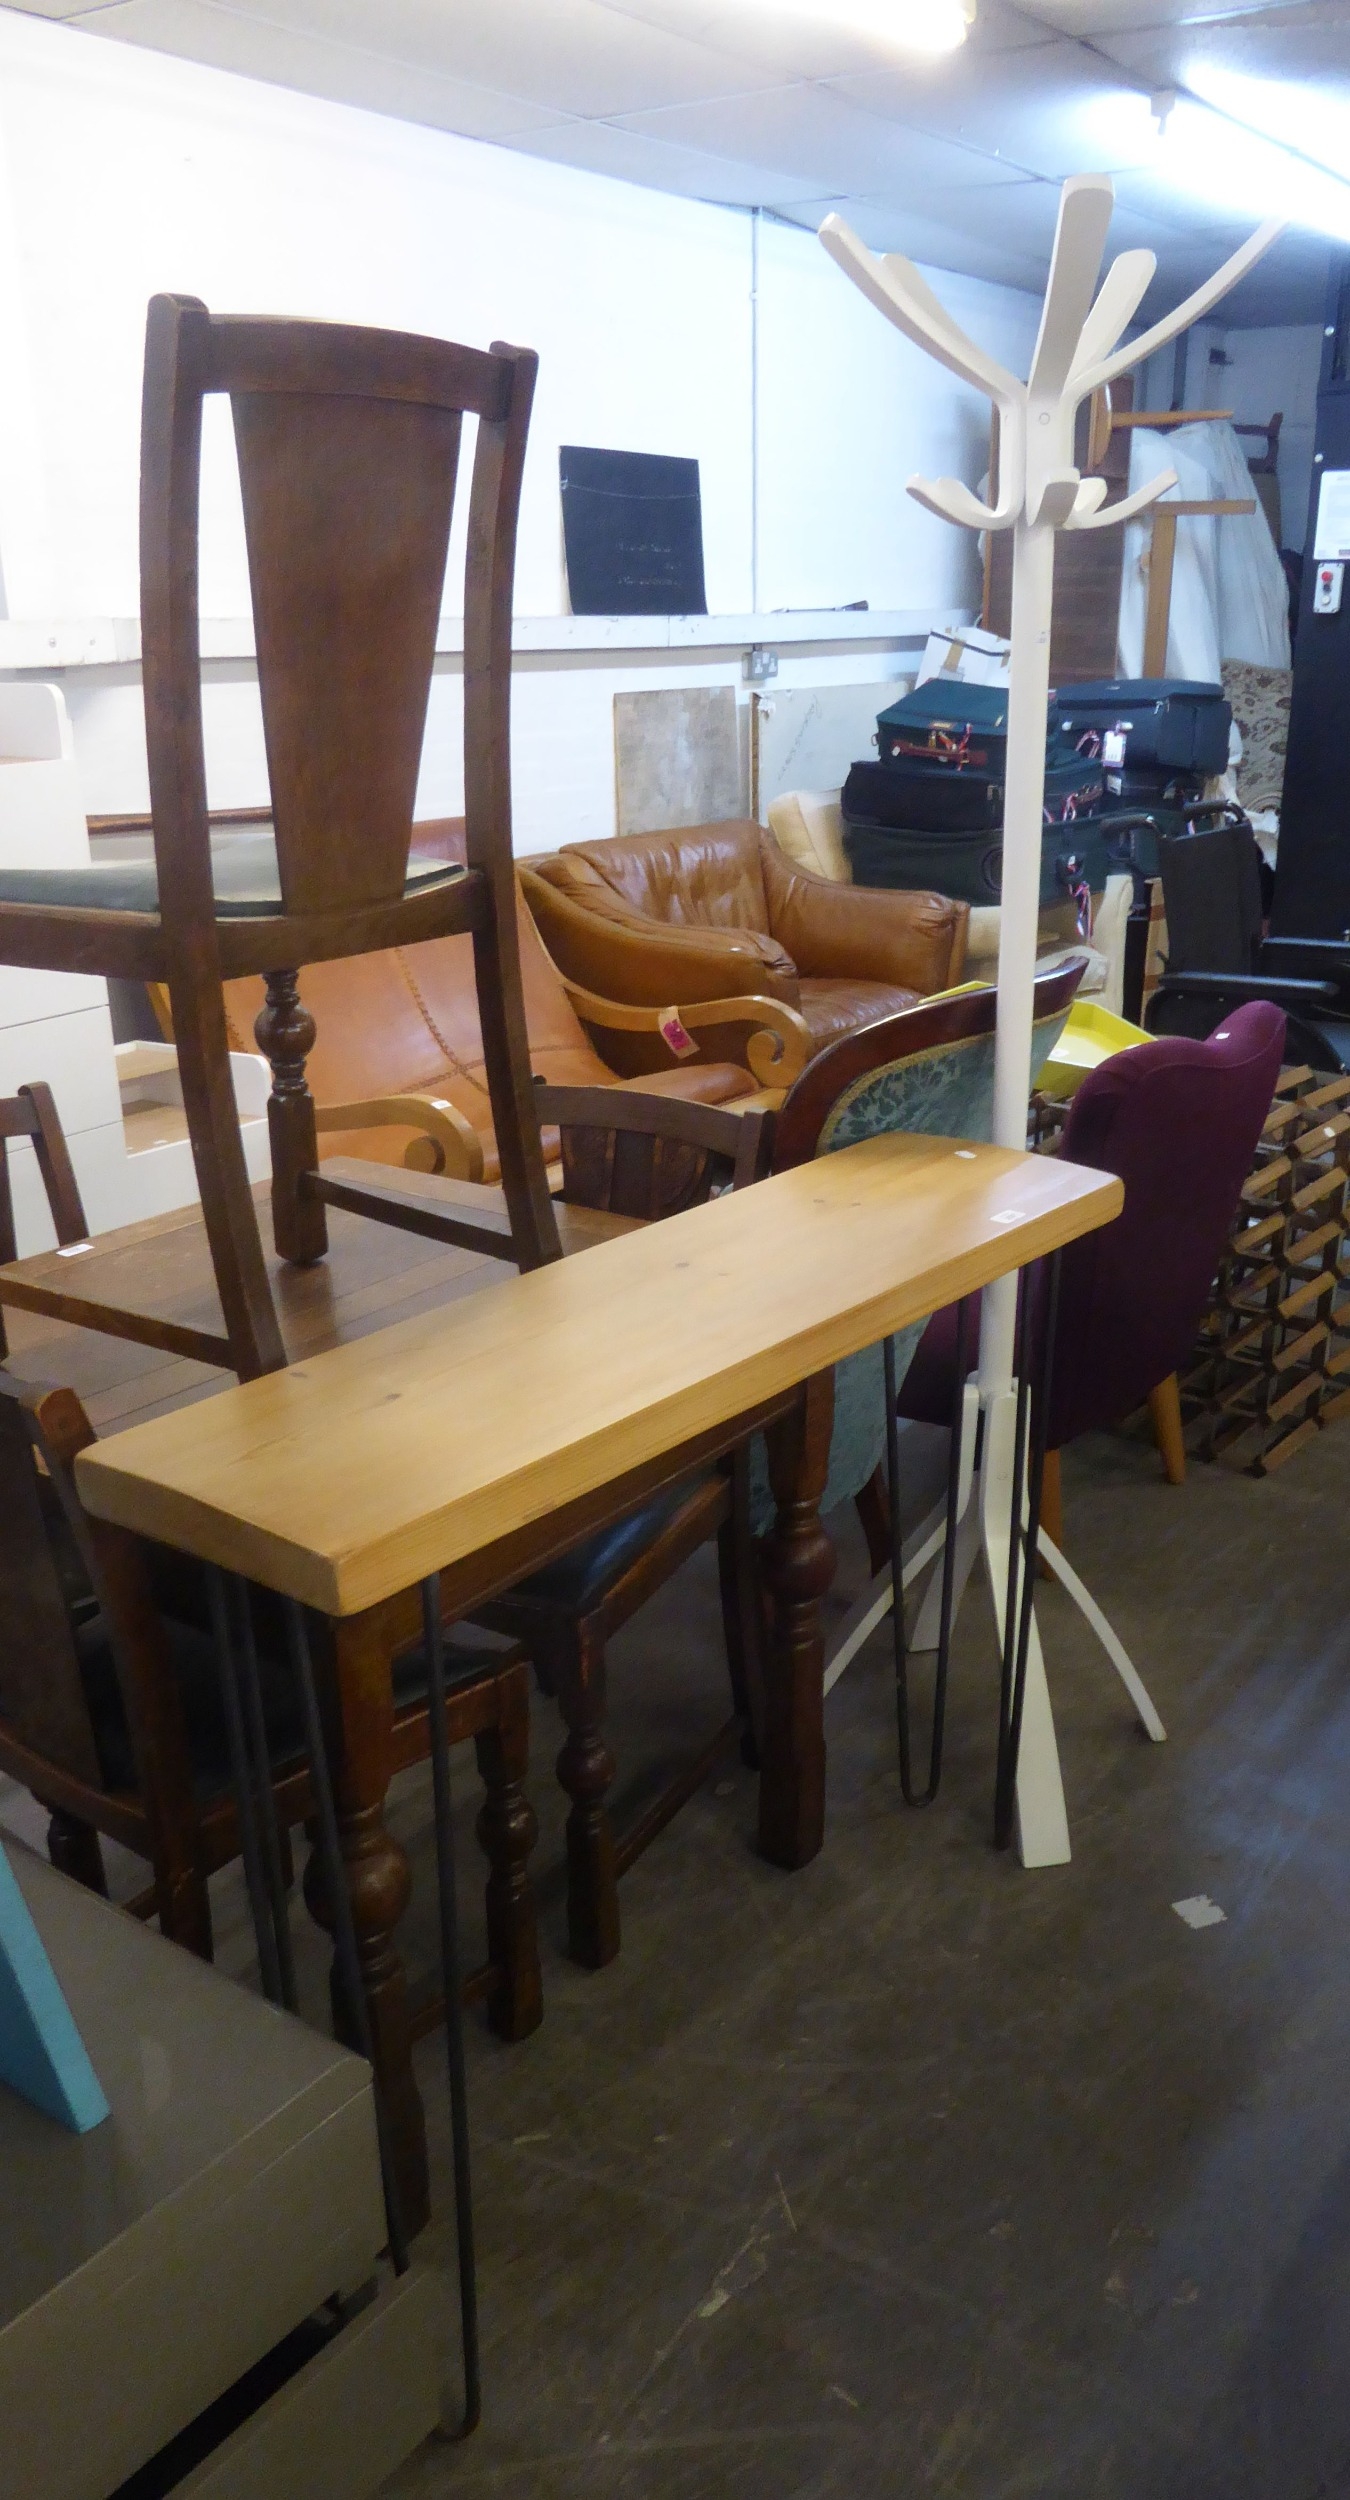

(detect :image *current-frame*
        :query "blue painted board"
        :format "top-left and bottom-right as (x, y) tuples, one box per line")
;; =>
(0, 1839), (110, 2132)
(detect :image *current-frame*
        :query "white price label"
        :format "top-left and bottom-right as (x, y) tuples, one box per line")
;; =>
(1314, 469), (1350, 561)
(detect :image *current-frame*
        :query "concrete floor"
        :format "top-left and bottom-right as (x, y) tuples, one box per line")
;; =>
(374, 1417), (1350, 2500)
(9, 1419), (1350, 2496)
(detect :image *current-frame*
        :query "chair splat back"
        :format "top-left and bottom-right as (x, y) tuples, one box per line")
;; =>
(143, 301), (529, 928)
(231, 387), (459, 919)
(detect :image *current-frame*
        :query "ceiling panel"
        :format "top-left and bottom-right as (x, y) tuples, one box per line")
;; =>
(1133, 228), (1334, 323)
(59, 0), (572, 136)
(1019, 0), (1302, 33)
(824, 42), (1159, 178)
(601, 0), (1051, 67)
(1101, 7), (1350, 94)
(3, 0), (1343, 318)
(514, 114), (830, 205)
(609, 83), (1047, 196)
(106, 0), (802, 119)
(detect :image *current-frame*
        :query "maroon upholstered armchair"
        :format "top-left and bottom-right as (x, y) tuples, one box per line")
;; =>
(899, 999), (1286, 1731)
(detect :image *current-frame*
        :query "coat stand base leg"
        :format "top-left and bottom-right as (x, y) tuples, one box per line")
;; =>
(977, 1384), (1071, 1869)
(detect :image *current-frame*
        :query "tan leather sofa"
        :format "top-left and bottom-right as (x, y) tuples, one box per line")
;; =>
(213, 821), (790, 1183)
(519, 818), (969, 1077)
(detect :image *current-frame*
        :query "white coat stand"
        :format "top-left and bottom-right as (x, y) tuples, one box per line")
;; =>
(820, 175), (1282, 1866)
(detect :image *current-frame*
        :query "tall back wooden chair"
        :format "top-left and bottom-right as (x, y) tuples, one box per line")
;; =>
(473, 1085), (771, 1970)
(0, 296), (559, 1379)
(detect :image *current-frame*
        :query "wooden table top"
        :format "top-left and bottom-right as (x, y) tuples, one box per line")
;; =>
(75, 1135), (1122, 1619)
(0, 1170), (629, 1438)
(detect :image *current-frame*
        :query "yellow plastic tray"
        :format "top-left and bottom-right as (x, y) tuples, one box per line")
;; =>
(1039, 998), (1147, 1099)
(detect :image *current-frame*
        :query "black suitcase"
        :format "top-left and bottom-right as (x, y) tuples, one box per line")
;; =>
(1101, 760), (1208, 810)
(843, 755), (1104, 839)
(1051, 679), (1231, 778)
(874, 680), (1012, 774)
(842, 810), (1129, 913)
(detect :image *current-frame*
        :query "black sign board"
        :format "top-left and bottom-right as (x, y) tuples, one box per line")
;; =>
(559, 445), (706, 617)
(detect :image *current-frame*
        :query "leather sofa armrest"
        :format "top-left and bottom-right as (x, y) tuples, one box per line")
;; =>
(759, 836), (970, 992)
(519, 865), (801, 1008)
(314, 1092), (485, 1183)
(558, 975), (811, 1088)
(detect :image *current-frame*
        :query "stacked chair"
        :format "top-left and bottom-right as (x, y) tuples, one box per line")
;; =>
(0, 295), (564, 1379)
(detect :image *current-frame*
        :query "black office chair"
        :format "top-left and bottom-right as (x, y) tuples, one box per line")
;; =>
(1145, 809), (1350, 1069)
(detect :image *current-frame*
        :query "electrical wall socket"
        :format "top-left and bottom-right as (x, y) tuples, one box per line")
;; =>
(742, 645), (779, 684)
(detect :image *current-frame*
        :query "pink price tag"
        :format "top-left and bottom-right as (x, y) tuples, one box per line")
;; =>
(658, 1009), (698, 1060)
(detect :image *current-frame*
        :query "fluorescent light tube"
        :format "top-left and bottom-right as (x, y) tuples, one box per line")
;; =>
(1154, 72), (1350, 244)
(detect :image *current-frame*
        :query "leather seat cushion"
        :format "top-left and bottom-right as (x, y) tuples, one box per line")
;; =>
(503, 1473), (719, 1614)
(797, 978), (922, 1049)
(76, 1595), (506, 1801)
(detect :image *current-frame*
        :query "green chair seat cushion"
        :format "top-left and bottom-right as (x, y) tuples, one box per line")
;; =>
(0, 830), (463, 919)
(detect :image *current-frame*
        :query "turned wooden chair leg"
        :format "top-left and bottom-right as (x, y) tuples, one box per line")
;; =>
(1148, 1374), (1186, 1486)
(474, 1664), (542, 2041)
(553, 1622), (620, 1970)
(47, 1808), (108, 1897)
(256, 969), (328, 1269)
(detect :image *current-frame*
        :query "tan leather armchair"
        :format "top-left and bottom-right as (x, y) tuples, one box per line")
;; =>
(203, 822), (805, 1184)
(520, 819), (969, 1077)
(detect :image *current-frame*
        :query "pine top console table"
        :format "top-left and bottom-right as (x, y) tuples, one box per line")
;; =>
(76, 1132), (1118, 1616)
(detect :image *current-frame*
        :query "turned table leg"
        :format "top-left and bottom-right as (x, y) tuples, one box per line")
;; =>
(758, 1371), (836, 1869)
(302, 1609), (430, 2236)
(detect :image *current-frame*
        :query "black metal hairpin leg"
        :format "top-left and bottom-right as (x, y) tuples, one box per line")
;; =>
(205, 1564), (285, 2008)
(281, 1596), (411, 2280)
(420, 1576), (481, 2436)
(994, 1251), (1062, 1849)
(228, 1576), (299, 2014)
(890, 1295), (972, 1807)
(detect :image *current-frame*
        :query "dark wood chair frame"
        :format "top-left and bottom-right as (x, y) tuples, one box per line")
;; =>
(0, 295), (560, 1382)
(0, 1081), (89, 1348)
(0, 1367), (542, 2043)
(475, 1083), (770, 1967)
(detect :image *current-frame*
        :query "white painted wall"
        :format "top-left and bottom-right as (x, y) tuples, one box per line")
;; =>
(0, 7), (1041, 851)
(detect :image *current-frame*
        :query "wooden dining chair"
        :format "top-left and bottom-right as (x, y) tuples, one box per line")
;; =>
(0, 1371), (542, 2041)
(0, 1081), (90, 1351)
(472, 1085), (770, 1969)
(0, 296), (559, 1381)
